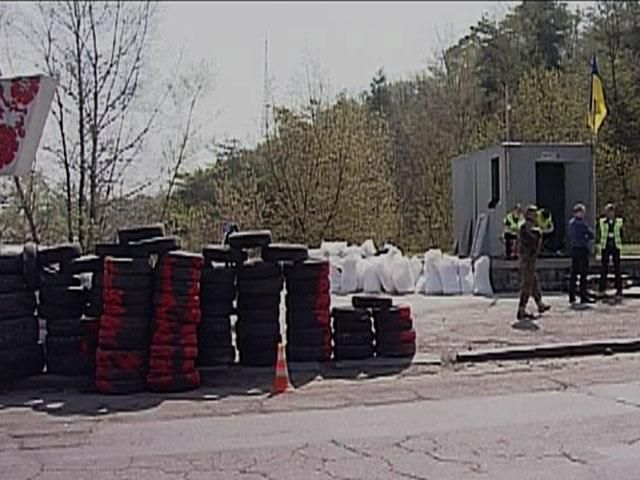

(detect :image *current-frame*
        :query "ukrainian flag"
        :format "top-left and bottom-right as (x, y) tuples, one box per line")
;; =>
(588, 55), (607, 135)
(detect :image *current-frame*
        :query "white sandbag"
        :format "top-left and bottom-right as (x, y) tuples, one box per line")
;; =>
(321, 241), (347, 257)
(439, 254), (461, 295)
(308, 248), (326, 259)
(375, 255), (394, 293)
(363, 261), (382, 293)
(473, 255), (494, 296)
(457, 257), (474, 295)
(361, 239), (377, 258)
(343, 245), (364, 258)
(415, 275), (427, 294)
(356, 258), (369, 291)
(423, 249), (444, 295)
(340, 255), (360, 294)
(391, 256), (414, 294)
(329, 261), (343, 294)
(409, 256), (423, 286)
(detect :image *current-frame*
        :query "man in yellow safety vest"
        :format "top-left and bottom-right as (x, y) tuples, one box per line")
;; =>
(599, 203), (623, 297)
(536, 208), (554, 253)
(503, 203), (523, 259)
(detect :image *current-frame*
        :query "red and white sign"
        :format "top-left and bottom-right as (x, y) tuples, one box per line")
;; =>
(0, 75), (56, 176)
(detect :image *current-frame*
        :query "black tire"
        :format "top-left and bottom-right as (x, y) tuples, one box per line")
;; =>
(238, 348), (278, 367)
(332, 307), (371, 322)
(93, 274), (153, 291)
(38, 243), (82, 267)
(46, 335), (82, 356)
(22, 242), (40, 290)
(200, 283), (236, 302)
(0, 274), (27, 293)
(236, 319), (280, 340)
(104, 257), (152, 276)
(0, 291), (36, 320)
(237, 293), (281, 311)
(84, 301), (102, 318)
(286, 293), (330, 312)
(0, 344), (45, 382)
(375, 342), (416, 358)
(283, 259), (330, 281)
(237, 260), (281, 281)
(333, 319), (373, 334)
(198, 329), (232, 348)
(46, 318), (85, 337)
(103, 302), (153, 317)
(201, 301), (234, 317)
(117, 223), (166, 244)
(352, 295), (393, 311)
(68, 255), (103, 274)
(286, 309), (331, 329)
(197, 346), (236, 366)
(39, 286), (86, 308)
(227, 230), (272, 250)
(39, 303), (84, 321)
(237, 307), (280, 324)
(286, 344), (331, 362)
(375, 328), (417, 346)
(237, 276), (283, 296)
(199, 315), (232, 333)
(286, 327), (331, 347)
(203, 245), (246, 264)
(262, 243), (309, 264)
(40, 268), (81, 287)
(334, 344), (374, 360)
(156, 265), (201, 284)
(285, 277), (330, 296)
(154, 280), (201, 297)
(333, 330), (374, 346)
(201, 265), (236, 285)
(0, 246), (24, 275)
(104, 287), (152, 306)
(163, 251), (204, 268)
(95, 377), (146, 395)
(95, 243), (149, 259)
(0, 316), (38, 349)
(374, 316), (413, 333)
(46, 354), (93, 376)
(134, 236), (181, 256)
(98, 327), (149, 350)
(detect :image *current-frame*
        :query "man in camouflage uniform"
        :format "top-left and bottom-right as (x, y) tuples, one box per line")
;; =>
(517, 205), (551, 320)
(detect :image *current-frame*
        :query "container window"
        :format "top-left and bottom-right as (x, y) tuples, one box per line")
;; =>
(489, 156), (500, 208)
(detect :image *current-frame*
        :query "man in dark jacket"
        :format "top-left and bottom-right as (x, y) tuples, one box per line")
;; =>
(517, 205), (551, 320)
(568, 203), (595, 304)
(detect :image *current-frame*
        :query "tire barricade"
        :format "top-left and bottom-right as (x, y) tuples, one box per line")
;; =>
(198, 256), (238, 367)
(38, 243), (97, 377)
(284, 259), (332, 362)
(95, 257), (153, 394)
(373, 305), (417, 358)
(147, 251), (203, 392)
(0, 244), (44, 383)
(332, 306), (375, 360)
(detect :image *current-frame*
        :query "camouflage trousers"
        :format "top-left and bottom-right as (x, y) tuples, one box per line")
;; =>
(518, 257), (542, 311)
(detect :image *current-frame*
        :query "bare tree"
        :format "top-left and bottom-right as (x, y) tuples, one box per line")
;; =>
(24, 1), (163, 249)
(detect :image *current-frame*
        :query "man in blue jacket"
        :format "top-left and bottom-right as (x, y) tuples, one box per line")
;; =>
(568, 203), (595, 304)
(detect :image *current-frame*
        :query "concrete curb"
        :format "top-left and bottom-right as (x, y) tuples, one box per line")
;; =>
(455, 338), (640, 363)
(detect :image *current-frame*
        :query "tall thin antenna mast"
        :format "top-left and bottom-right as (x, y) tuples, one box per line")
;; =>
(261, 36), (270, 138)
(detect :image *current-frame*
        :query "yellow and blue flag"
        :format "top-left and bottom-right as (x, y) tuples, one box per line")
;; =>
(588, 55), (607, 135)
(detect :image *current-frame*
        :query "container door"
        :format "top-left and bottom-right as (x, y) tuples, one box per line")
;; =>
(535, 162), (565, 253)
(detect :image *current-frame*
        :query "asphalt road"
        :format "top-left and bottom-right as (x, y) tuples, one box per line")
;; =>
(4, 355), (640, 479)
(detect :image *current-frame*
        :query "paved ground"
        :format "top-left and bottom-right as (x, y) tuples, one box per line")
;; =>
(3, 354), (640, 479)
(330, 293), (640, 355)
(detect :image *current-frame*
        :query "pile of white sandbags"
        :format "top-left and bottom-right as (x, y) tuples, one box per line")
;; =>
(310, 241), (493, 297)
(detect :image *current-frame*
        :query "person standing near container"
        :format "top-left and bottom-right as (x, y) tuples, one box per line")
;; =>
(517, 205), (551, 321)
(568, 203), (595, 304)
(598, 203), (623, 298)
(503, 203), (523, 259)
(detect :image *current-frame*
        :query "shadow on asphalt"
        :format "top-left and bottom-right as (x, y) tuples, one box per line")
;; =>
(0, 359), (413, 418)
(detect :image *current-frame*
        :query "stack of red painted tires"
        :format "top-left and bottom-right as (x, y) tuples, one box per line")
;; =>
(39, 244), (96, 376)
(0, 244), (43, 383)
(198, 245), (245, 367)
(147, 251), (203, 392)
(96, 257), (153, 394)
(373, 305), (417, 358)
(283, 258), (332, 362)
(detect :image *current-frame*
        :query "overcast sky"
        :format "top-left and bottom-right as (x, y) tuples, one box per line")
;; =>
(159, 1), (516, 146)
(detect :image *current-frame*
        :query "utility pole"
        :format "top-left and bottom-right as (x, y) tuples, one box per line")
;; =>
(504, 82), (511, 143)
(261, 36), (271, 139)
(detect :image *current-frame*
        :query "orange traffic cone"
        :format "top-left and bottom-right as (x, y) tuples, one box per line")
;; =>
(271, 343), (291, 395)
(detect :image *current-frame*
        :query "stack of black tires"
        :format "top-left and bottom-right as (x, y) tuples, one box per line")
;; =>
(373, 305), (417, 358)
(197, 245), (245, 367)
(0, 244), (43, 383)
(95, 257), (153, 394)
(147, 251), (203, 392)
(332, 295), (391, 360)
(284, 259), (332, 362)
(39, 244), (96, 376)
